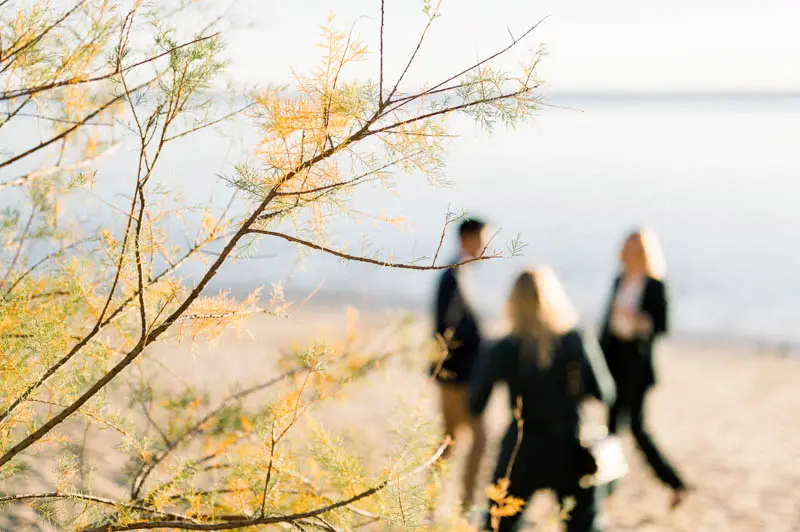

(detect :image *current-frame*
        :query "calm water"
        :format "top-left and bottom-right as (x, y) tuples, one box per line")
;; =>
(6, 94), (800, 347)
(214, 94), (800, 348)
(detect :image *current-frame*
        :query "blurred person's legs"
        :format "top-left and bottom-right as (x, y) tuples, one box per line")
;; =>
(629, 382), (687, 494)
(555, 485), (604, 532)
(603, 336), (632, 435)
(438, 382), (486, 510)
(608, 392), (629, 435)
(604, 340), (634, 498)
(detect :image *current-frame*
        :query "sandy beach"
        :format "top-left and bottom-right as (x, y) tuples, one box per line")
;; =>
(3, 305), (800, 531)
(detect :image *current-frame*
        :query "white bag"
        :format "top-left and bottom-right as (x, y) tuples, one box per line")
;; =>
(578, 426), (627, 488)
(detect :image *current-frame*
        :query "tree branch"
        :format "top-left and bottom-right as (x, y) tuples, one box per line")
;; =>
(0, 34), (219, 102)
(378, 0), (385, 104)
(373, 86), (537, 137)
(0, 233), (229, 425)
(163, 103), (254, 143)
(0, 143), (121, 192)
(80, 441), (449, 532)
(0, 115), (375, 465)
(248, 229), (498, 271)
(0, 207), (36, 288)
(130, 368), (301, 500)
(385, 0), (441, 103)
(0, 80), (151, 171)
(0, 1), (88, 76)
(385, 15), (546, 112)
(0, 492), (193, 523)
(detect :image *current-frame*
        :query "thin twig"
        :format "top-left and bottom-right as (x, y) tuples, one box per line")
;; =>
(259, 426), (276, 516)
(378, 0), (385, 104)
(130, 368), (301, 500)
(81, 441), (450, 532)
(164, 103), (254, 142)
(385, 0), (442, 103)
(0, 79), (151, 171)
(1, 237), (95, 299)
(0, 233), (230, 425)
(385, 16), (546, 113)
(6, 111), (114, 126)
(0, 1), (88, 76)
(248, 230), (499, 271)
(0, 491), (189, 523)
(374, 86), (537, 137)
(1, 34), (219, 102)
(0, 207), (37, 288)
(431, 207), (458, 267)
(0, 142), (120, 191)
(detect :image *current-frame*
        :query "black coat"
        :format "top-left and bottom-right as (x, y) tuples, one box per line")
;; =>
(600, 275), (668, 388)
(470, 330), (616, 488)
(432, 266), (481, 384)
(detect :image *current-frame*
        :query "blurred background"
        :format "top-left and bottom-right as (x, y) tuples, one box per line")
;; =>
(38, 0), (800, 347)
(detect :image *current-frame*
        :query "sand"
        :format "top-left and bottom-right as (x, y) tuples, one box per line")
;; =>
(3, 305), (800, 531)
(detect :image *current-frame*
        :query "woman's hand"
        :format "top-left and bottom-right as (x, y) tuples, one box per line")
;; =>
(633, 312), (653, 336)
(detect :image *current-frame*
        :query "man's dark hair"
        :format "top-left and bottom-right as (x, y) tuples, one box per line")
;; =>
(458, 218), (486, 239)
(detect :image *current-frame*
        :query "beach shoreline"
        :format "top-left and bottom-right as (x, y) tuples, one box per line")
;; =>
(219, 284), (800, 359)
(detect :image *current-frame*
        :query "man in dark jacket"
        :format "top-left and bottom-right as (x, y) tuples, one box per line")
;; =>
(431, 218), (487, 511)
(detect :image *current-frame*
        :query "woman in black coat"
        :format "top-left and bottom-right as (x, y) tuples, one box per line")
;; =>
(599, 229), (688, 508)
(471, 266), (616, 531)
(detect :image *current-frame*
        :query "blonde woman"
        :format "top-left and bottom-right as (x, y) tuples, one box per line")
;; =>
(599, 229), (688, 507)
(470, 267), (615, 532)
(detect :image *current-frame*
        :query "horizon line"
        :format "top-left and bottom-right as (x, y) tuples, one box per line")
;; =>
(547, 89), (800, 99)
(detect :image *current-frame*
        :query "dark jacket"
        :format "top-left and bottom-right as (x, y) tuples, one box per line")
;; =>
(432, 265), (481, 384)
(599, 275), (668, 388)
(470, 330), (616, 487)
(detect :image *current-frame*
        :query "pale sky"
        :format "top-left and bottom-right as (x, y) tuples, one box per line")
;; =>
(224, 0), (800, 92)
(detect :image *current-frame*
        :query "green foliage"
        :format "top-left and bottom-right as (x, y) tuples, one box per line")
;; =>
(1, 0), (543, 529)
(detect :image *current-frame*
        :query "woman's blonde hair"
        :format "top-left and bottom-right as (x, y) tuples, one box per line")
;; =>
(624, 228), (667, 279)
(508, 266), (578, 368)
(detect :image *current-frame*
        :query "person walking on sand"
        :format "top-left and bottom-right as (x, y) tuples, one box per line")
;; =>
(430, 217), (488, 512)
(470, 267), (616, 532)
(599, 228), (689, 508)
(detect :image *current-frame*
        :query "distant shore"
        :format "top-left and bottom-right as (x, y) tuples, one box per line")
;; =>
(214, 282), (800, 358)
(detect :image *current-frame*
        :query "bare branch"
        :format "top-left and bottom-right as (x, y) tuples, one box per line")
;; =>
(378, 0), (385, 104)
(0, 207), (37, 288)
(176, 307), (287, 322)
(431, 207), (461, 268)
(141, 404), (171, 448)
(164, 103), (254, 142)
(385, 16), (546, 112)
(248, 229), (499, 271)
(385, 0), (442, 103)
(4, 111), (114, 126)
(0, 492), (197, 526)
(259, 426), (276, 516)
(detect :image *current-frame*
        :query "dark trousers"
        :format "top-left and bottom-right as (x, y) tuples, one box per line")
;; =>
(484, 481), (601, 532)
(607, 341), (685, 490)
(484, 433), (603, 532)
